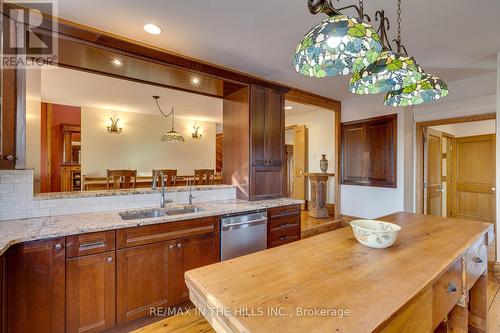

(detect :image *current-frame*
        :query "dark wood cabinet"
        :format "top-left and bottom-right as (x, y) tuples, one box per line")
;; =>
(116, 216), (220, 324)
(169, 234), (219, 305)
(66, 252), (116, 333)
(6, 238), (66, 333)
(267, 205), (301, 248)
(116, 241), (172, 324)
(223, 84), (287, 200)
(341, 114), (397, 188)
(250, 84), (284, 168)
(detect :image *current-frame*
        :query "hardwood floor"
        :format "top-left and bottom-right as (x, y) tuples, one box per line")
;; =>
(300, 211), (342, 239)
(132, 308), (213, 333)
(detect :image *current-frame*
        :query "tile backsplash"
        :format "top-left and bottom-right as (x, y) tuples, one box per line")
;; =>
(0, 170), (236, 221)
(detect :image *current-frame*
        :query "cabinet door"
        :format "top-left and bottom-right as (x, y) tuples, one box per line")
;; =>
(250, 166), (284, 200)
(170, 234), (218, 305)
(251, 85), (285, 167)
(365, 116), (396, 187)
(6, 238), (65, 333)
(265, 88), (284, 166)
(250, 84), (267, 166)
(66, 252), (115, 333)
(341, 123), (366, 185)
(116, 242), (172, 324)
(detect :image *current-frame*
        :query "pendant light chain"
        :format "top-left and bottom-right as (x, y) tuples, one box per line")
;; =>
(397, 0), (402, 52)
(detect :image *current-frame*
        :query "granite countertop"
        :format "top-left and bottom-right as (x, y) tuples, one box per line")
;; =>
(33, 185), (236, 200)
(0, 198), (302, 255)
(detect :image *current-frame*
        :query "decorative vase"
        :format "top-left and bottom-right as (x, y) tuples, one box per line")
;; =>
(320, 154), (328, 173)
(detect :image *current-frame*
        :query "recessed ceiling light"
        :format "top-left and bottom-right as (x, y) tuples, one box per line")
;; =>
(111, 58), (123, 66)
(285, 106), (293, 110)
(144, 23), (162, 35)
(191, 77), (200, 85)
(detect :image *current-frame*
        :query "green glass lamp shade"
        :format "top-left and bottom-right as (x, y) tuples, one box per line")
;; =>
(293, 15), (382, 77)
(349, 51), (423, 95)
(161, 130), (185, 143)
(384, 74), (449, 107)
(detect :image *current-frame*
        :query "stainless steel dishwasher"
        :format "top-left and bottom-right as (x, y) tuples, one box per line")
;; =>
(220, 211), (268, 261)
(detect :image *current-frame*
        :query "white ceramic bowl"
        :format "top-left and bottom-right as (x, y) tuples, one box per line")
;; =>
(350, 219), (402, 249)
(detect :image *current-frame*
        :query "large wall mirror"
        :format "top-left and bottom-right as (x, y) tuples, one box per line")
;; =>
(24, 38), (243, 194)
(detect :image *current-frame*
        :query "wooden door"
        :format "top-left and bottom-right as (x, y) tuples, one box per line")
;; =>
(450, 134), (496, 223)
(425, 128), (443, 216)
(170, 234), (218, 305)
(116, 242), (173, 324)
(66, 252), (115, 333)
(341, 123), (365, 184)
(6, 238), (65, 333)
(293, 125), (307, 203)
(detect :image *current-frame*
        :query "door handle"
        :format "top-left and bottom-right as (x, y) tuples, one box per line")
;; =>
(492, 187), (496, 192)
(3, 155), (14, 161)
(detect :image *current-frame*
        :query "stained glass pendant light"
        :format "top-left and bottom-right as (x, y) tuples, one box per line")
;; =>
(348, 0), (423, 95)
(153, 96), (185, 143)
(384, 74), (449, 107)
(348, 51), (423, 94)
(293, 0), (382, 77)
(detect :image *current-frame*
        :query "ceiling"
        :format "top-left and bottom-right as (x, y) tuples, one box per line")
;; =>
(27, 66), (224, 123)
(52, 0), (500, 102)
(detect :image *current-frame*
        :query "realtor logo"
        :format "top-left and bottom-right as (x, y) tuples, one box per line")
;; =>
(1, 0), (58, 68)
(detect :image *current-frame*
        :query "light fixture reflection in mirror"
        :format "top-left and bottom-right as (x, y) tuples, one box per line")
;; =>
(106, 117), (123, 134)
(191, 125), (203, 140)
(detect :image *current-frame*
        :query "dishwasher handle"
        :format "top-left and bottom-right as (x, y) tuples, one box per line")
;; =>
(221, 217), (267, 229)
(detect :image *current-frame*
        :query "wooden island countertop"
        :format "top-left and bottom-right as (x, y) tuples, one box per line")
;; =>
(185, 212), (494, 333)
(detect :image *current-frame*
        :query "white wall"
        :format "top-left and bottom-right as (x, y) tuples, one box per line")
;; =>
(430, 120), (496, 137)
(81, 107), (216, 176)
(341, 94), (406, 219)
(285, 108), (335, 203)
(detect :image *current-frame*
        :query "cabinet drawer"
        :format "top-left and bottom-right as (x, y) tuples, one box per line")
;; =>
(268, 226), (300, 248)
(466, 236), (487, 290)
(66, 231), (115, 258)
(267, 205), (300, 219)
(432, 259), (463, 329)
(116, 217), (218, 248)
(268, 215), (300, 232)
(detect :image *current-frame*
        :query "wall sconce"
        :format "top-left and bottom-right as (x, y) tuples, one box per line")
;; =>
(191, 125), (203, 140)
(106, 117), (123, 134)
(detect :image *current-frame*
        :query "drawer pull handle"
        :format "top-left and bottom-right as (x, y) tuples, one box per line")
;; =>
(447, 282), (457, 294)
(273, 210), (299, 218)
(472, 257), (483, 264)
(280, 236), (290, 241)
(80, 241), (105, 250)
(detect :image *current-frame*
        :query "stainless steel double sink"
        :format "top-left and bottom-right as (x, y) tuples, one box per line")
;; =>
(119, 206), (204, 220)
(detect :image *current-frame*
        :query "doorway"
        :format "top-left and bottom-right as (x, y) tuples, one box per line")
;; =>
(418, 115), (496, 223)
